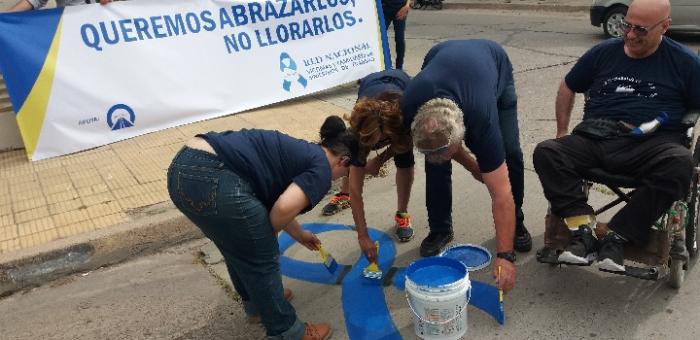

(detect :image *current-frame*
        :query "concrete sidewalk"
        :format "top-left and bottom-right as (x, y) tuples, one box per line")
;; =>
(0, 0), (591, 295)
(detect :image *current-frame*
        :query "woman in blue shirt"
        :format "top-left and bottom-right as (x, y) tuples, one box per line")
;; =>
(321, 69), (415, 263)
(167, 116), (357, 340)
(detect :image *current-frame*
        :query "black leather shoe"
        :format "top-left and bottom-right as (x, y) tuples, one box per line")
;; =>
(420, 231), (454, 257)
(514, 225), (532, 252)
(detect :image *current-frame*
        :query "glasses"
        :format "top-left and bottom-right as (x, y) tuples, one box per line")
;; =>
(620, 18), (669, 36)
(416, 143), (450, 156)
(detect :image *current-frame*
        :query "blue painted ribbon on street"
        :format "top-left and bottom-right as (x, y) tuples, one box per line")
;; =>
(278, 223), (505, 340)
(279, 223), (348, 285)
(341, 227), (400, 340)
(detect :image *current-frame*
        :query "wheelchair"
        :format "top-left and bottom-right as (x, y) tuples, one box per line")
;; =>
(410, 0), (444, 10)
(536, 109), (700, 288)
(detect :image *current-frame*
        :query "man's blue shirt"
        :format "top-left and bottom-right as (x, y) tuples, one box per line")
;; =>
(566, 37), (700, 130)
(401, 39), (513, 173)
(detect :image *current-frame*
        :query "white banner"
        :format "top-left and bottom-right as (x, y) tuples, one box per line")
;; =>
(0, 0), (390, 160)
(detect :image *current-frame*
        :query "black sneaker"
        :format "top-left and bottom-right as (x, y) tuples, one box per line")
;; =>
(420, 231), (454, 257)
(558, 225), (597, 265)
(597, 232), (626, 272)
(514, 225), (532, 252)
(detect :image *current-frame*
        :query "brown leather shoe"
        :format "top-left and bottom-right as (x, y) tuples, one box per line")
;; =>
(246, 288), (294, 324)
(303, 322), (332, 340)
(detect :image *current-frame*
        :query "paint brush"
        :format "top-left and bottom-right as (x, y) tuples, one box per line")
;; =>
(498, 265), (504, 317)
(362, 241), (383, 280)
(318, 245), (339, 274)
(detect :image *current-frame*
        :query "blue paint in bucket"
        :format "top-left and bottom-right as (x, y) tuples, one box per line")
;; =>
(405, 256), (467, 287)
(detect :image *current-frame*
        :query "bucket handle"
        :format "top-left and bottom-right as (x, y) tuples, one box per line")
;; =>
(405, 288), (471, 326)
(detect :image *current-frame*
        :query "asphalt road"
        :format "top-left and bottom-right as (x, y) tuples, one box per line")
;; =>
(1, 8), (700, 340)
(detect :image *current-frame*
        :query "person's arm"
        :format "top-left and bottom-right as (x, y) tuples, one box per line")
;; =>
(396, 0), (410, 20)
(348, 165), (378, 262)
(283, 219), (320, 251)
(451, 145), (483, 183)
(481, 162), (517, 293)
(8, 0), (34, 12)
(269, 182), (319, 250)
(555, 80), (576, 138)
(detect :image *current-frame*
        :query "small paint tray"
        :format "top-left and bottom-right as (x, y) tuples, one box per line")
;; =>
(440, 244), (492, 271)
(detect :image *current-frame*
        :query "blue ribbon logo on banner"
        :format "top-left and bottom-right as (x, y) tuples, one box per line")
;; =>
(280, 52), (308, 92)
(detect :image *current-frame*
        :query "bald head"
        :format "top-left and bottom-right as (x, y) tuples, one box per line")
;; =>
(628, 0), (671, 22)
(623, 0), (671, 58)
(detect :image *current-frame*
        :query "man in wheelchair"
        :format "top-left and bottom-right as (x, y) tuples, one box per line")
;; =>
(532, 0), (700, 273)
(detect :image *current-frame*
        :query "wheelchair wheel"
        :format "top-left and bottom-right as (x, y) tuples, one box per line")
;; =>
(669, 258), (685, 289)
(686, 141), (700, 258)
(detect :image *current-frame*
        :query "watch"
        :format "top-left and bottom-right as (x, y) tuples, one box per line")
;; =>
(496, 251), (516, 263)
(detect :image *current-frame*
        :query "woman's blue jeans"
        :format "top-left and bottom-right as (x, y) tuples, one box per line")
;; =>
(426, 82), (526, 233)
(167, 147), (304, 339)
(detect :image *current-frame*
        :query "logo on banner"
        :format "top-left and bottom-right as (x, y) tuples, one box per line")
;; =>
(280, 52), (308, 92)
(106, 104), (136, 131)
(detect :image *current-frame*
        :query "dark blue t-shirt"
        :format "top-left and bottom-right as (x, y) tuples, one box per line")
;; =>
(358, 69), (410, 99)
(566, 37), (700, 130)
(401, 39), (513, 173)
(199, 129), (331, 212)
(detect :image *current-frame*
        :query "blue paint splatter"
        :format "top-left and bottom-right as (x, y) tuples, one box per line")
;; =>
(441, 244), (492, 270)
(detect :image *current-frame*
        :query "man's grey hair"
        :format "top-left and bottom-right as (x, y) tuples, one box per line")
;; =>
(411, 98), (465, 147)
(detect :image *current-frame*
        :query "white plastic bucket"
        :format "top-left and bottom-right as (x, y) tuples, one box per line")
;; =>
(405, 257), (471, 340)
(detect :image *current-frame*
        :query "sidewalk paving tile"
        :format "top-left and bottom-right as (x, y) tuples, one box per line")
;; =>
(0, 97), (339, 256)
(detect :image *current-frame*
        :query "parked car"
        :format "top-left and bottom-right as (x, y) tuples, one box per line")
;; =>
(591, 0), (700, 38)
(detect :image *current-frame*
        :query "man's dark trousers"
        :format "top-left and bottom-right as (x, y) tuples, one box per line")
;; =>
(533, 132), (693, 245)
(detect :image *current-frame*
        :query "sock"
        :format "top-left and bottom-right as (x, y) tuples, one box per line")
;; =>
(564, 214), (597, 239)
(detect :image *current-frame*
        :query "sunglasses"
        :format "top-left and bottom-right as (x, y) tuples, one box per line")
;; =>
(416, 143), (450, 155)
(620, 18), (669, 36)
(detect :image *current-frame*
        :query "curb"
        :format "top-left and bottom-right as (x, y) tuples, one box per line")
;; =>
(0, 202), (202, 297)
(442, 2), (589, 13)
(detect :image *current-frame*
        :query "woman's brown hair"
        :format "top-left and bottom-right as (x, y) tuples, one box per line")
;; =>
(346, 92), (412, 164)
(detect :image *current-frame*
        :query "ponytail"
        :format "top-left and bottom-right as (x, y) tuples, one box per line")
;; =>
(319, 115), (359, 161)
